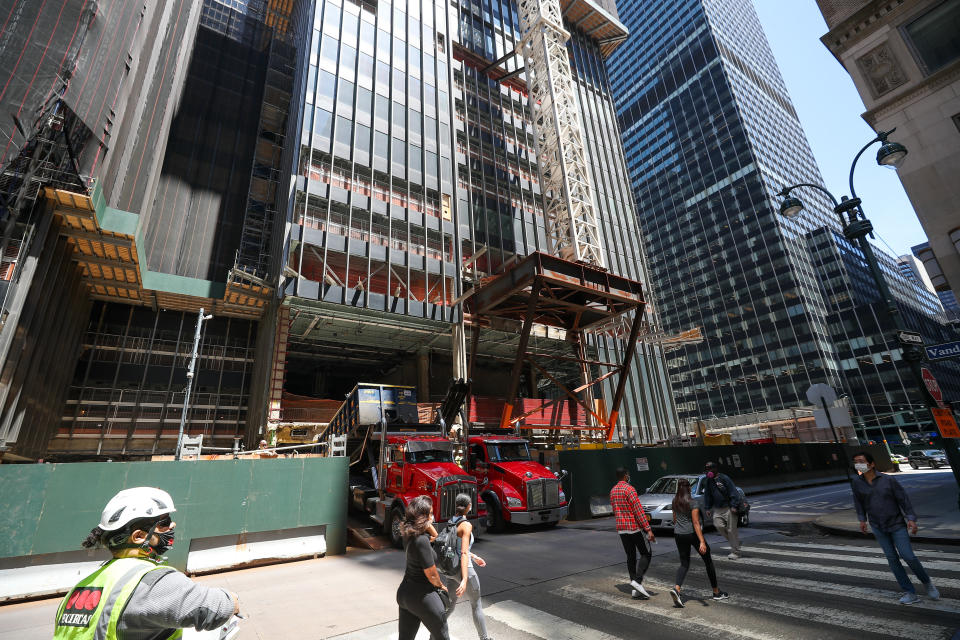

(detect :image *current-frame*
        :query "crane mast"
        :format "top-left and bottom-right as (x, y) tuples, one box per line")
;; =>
(516, 0), (606, 268)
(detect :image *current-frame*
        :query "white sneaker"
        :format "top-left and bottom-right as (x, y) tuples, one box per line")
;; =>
(921, 582), (940, 600)
(899, 592), (920, 605)
(727, 552), (740, 560)
(630, 580), (650, 598)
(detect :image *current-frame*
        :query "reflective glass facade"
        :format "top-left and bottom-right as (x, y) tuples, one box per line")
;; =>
(807, 228), (960, 442)
(607, 0), (845, 427)
(281, 0), (679, 439)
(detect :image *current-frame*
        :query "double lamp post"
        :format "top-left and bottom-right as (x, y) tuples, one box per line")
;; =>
(776, 129), (960, 504)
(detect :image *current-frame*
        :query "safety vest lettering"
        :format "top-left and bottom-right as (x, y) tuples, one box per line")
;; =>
(58, 586), (103, 627)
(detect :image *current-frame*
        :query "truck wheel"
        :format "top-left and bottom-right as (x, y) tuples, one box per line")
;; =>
(388, 507), (405, 549)
(485, 495), (505, 533)
(932, 462), (940, 469)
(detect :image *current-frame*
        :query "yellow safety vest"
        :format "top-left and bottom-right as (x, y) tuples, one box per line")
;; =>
(53, 557), (183, 640)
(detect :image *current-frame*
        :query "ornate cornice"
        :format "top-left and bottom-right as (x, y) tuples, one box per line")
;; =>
(864, 60), (960, 124)
(821, 0), (907, 56)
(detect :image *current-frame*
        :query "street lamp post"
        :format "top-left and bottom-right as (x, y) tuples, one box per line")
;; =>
(776, 129), (960, 506)
(175, 308), (214, 461)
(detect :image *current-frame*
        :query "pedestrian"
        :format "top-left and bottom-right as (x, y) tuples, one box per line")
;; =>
(852, 451), (940, 604)
(53, 487), (239, 639)
(669, 478), (728, 607)
(442, 494), (493, 640)
(609, 467), (655, 598)
(397, 495), (451, 640)
(702, 461), (743, 559)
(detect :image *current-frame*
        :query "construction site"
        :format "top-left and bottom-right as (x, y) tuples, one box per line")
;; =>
(0, 0), (864, 470)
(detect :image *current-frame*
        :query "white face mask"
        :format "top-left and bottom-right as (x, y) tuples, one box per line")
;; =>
(854, 462), (870, 474)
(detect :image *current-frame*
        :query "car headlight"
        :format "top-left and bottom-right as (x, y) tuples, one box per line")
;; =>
(506, 496), (522, 508)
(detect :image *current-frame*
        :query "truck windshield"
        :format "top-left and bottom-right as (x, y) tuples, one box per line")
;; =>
(488, 442), (531, 461)
(406, 449), (455, 463)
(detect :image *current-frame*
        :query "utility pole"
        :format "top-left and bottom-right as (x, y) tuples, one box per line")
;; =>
(175, 308), (213, 461)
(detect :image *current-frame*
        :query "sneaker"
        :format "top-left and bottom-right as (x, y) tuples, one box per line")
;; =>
(899, 592), (920, 605)
(727, 552), (740, 560)
(712, 591), (729, 600)
(921, 583), (941, 600)
(630, 580), (650, 598)
(670, 587), (684, 607)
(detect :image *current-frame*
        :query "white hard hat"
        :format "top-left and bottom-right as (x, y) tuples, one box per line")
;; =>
(98, 487), (176, 532)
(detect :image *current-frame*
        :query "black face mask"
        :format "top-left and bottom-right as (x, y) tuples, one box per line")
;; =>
(141, 521), (175, 557)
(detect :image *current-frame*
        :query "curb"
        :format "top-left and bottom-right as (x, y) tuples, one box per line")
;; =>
(812, 521), (960, 546)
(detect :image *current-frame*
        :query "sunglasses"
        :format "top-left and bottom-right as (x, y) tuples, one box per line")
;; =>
(154, 516), (172, 528)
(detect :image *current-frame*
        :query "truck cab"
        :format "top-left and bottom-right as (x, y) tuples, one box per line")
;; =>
(466, 435), (567, 531)
(363, 434), (485, 548)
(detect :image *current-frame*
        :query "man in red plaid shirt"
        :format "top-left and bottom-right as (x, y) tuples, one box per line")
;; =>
(610, 467), (656, 598)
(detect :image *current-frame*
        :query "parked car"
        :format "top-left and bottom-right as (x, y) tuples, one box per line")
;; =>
(890, 454), (908, 464)
(908, 449), (949, 469)
(639, 474), (750, 531)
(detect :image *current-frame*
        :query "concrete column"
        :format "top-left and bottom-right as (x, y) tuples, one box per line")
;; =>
(452, 323), (467, 380)
(417, 349), (430, 402)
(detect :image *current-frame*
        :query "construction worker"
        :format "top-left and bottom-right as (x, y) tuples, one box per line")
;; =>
(53, 487), (239, 639)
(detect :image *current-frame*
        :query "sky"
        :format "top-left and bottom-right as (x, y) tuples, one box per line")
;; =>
(752, 0), (928, 258)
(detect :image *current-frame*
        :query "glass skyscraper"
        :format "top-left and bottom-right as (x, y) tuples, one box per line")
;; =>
(606, 0), (960, 440)
(606, 0), (850, 427)
(276, 0), (680, 441)
(807, 228), (960, 442)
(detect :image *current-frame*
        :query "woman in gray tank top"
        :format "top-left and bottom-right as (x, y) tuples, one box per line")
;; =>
(443, 494), (492, 640)
(670, 478), (727, 607)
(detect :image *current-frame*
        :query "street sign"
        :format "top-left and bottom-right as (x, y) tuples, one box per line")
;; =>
(926, 340), (960, 361)
(931, 408), (960, 438)
(921, 367), (943, 406)
(805, 383), (837, 407)
(896, 330), (924, 346)
(813, 406), (853, 429)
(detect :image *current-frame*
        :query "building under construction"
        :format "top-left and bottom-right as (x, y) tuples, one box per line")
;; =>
(0, 0), (682, 462)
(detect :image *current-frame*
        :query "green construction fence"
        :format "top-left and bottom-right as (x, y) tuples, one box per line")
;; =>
(0, 457), (348, 571)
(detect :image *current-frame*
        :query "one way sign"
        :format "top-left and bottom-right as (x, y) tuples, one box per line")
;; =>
(926, 340), (960, 361)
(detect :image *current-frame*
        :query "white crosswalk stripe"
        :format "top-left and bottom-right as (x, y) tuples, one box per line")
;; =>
(714, 555), (960, 588)
(719, 569), (960, 615)
(483, 600), (622, 640)
(639, 576), (953, 639)
(552, 584), (789, 640)
(741, 545), (960, 571)
(755, 539), (960, 561)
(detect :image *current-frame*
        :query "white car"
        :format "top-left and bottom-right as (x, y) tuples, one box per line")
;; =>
(639, 474), (750, 530)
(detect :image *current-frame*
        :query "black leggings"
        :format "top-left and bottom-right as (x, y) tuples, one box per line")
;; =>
(397, 584), (450, 640)
(675, 533), (718, 589)
(619, 531), (652, 582)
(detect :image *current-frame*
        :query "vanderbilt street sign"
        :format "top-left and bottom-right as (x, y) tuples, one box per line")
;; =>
(926, 340), (960, 361)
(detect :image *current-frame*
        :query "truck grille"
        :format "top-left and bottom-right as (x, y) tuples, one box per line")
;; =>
(438, 478), (477, 521)
(526, 478), (560, 510)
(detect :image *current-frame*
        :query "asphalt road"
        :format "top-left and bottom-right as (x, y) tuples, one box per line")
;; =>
(747, 466), (955, 526)
(338, 468), (960, 640)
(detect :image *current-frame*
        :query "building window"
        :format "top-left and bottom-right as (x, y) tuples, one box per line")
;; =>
(903, 1), (960, 74)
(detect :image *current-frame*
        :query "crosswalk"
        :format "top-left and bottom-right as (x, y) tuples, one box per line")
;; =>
(330, 537), (960, 640)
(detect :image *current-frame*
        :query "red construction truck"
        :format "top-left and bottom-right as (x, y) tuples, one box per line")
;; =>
(336, 381), (486, 547)
(465, 434), (568, 531)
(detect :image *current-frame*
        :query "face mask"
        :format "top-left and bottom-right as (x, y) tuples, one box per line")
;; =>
(854, 463), (869, 474)
(706, 471), (715, 479)
(141, 522), (175, 557)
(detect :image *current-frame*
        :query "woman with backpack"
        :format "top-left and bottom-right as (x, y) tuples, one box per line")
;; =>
(397, 495), (450, 640)
(443, 493), (492, 640)
(670, 478), (728, 607)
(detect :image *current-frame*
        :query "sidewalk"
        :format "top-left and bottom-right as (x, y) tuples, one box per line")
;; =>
(814, 470), (960, 545)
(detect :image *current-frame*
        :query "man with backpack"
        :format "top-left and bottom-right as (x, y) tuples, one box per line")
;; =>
(433, 494), (492, 640)
(703, 461), (743, 559)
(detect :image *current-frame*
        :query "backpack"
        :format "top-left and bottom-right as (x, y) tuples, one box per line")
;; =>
(432, 516), (465, 577)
